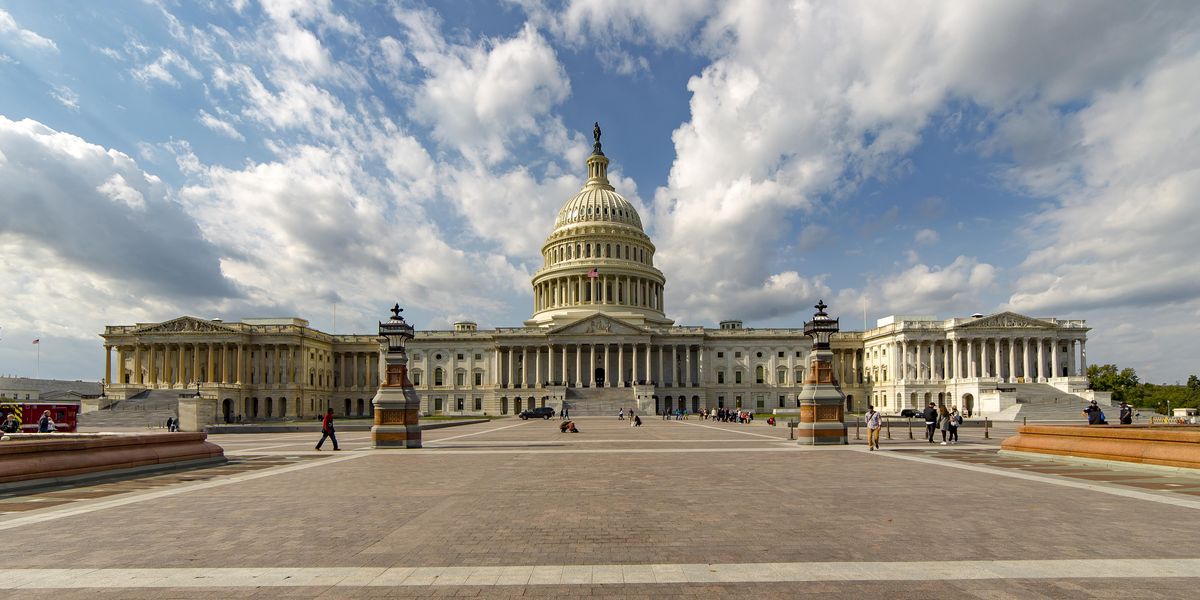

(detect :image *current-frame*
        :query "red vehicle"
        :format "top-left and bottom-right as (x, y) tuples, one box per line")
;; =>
(0, 402), (79, 433)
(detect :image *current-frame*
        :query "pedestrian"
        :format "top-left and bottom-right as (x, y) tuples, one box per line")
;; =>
(865, 405), (882, 451)
(1119, 402), (1134, 425)
(923, 402), (938, 443)
(938, 405), (950, 445)
(1083, 400), (1107, 425)
(166, 416), (174, 431)
(633, 414), (643, 427)
(618, 408), (624, 420)
(38, 410), (55, 433)
(315, 408), (339, 450)
(2, 412), (20, 433)
(948, 406), (962, 444)
(562, 406), (570, 420)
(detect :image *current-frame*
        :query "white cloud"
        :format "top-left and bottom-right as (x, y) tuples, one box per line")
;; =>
(874, 256), (997, 316)
(408, 23), (570, 164)
(197, 109), (245, 140)
(132, 49), (201, 86)
(914, 228), (939, 245)
(96, 174), (146, 210)
(50, 84), (79, 110)
(0, 9), (57, 51)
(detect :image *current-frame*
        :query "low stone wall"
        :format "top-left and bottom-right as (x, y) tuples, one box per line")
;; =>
(1001, 424), (1200, 469)
(0, 432), (225, 488)
(205, 418), (489, 434)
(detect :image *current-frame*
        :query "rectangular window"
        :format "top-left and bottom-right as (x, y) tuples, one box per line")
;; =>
(778, 395), (785, 408)
(717, 371), (725, 384)
(717, 351), (724, 358)
(457, 353), (464, 360)
(456, 372), (465, 386)
(474, 353), (482, 360)
(735, 351), (742, 358)
(412, 373), (421, 386)
(756, 397), (765, 409)
(456, 397), (464, 411)
(795, 370), (803, 384)
(735, 371), (743, 384)
(777, 351), (785, 358)
(718, 395), (725, 408)
(795, 351), (802, 357)
(776, 371), (785, 384)
(474, 372), (483, 386)
(474, 397), (482, 411)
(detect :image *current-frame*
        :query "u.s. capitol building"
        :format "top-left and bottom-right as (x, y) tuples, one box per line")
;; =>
(100, 130), (1104, 422)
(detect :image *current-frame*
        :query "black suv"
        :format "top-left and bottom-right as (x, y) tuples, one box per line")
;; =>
(519, 406), (555, 420)
(899, 408), (922, 418)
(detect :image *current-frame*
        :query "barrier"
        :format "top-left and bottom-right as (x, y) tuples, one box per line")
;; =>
(1001, 424), (1200, 469)
(0, 432), (225, 488)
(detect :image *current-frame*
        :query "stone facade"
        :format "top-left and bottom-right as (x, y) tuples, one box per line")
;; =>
(99, 134), (1102, 421)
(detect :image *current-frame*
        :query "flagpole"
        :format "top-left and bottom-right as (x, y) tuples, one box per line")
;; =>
(36, 342), (40, 379)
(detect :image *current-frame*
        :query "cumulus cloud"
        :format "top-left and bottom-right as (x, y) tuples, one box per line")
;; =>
(197, 109), (244, 140)
(874, 256), (997, 316)
(0, 9), (57, 50)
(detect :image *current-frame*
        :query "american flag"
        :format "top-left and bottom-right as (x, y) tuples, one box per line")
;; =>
(587, 268), (599, 279)
(31, 339), (39, 345)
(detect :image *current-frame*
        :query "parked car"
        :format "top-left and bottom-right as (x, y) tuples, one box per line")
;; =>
(899, 408), (922, 418)
(519, 407), (555, 420)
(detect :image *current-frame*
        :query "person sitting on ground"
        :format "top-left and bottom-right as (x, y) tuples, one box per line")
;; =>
(560, 420), (570, 433)
(1, 413), (20, 433)
(633, 414), (642, 427)
(567, 421), (580, 433)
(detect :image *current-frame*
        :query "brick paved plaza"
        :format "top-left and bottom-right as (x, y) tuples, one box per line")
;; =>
(3, 417), (1200, 598)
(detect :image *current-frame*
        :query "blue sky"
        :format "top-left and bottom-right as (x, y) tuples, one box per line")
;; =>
(2, 1), (1199, 383)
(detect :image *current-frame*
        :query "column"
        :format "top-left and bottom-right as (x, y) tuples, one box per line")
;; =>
(993, 338), (1001, 380)
(205, 344), (214, 383)
(698, 346), (704, 385)
(631, 343), (638, 384)
(549, 345), (556, 385)
(148, 345), (157, 386)
(352, 352), (359, 389)
(1032, 338), (1041, 379)
(132, 344), (142, 385)
(1007, 337), (1015, 384)
(507, 348), (515, 388)
(1051, 337), (1059, 380)
(645, 343), (652, 385)
(1022, 337), (1031, 381)
(618, 343), (625, 387)
(189, 343), (198, 385)
(589, 344), (596, 386)
(535, 346), (541, 387)
(899, 341), (908, 382)
(657, 344), (664, 385)
(521, 347), (529, 388)
(671, 345), (678, 386)
(236, 344), (244, 384)
(684, 346), (692, 387)
(291, 346), (299, 386)
(575, 344), (582, 386)
(949, 339), (957, 380)
(605, 344), (613, 387)
(339, 353), (346, 389)
(561, 345), (569, 386)
(104, 345), (112, 385)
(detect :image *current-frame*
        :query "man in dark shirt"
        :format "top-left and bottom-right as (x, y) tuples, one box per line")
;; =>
(922, 402), (939, 443)
(1119, 402), (1135, 425)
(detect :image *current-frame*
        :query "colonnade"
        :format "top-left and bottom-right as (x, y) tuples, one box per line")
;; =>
(103, 343), (376, 390)
(532, 274), (663, 313)
(492, 343), (701, 389)
(887, 336), (1086, 383)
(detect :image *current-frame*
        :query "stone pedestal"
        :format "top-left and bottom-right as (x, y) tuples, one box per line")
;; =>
(178, 396), (216, 433)
(372, 384), (422, 448)
(796, 348), (848, 445)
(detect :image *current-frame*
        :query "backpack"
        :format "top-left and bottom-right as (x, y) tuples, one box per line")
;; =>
(1097, 410), (1107, 425)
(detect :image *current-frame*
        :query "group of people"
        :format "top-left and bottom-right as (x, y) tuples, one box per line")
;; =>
(922, 402), (964, 445)
(0, 410), (57, 433)
(559, 420), (581, 433)
(615, 408), (643, 426)
(705, 408), (753, 423)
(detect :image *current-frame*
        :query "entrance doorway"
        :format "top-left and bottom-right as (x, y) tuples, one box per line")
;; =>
(962, 393), (975, 417)
(594, 367), (605, 387)
(222, 399), (233, 423)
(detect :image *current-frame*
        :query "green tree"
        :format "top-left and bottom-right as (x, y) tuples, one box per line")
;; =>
(1087, 364), (1141, 404)
(1187, 374), (1200, 391)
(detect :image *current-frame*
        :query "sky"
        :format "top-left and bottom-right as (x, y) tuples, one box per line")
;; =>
(1, 0), (1199, 384)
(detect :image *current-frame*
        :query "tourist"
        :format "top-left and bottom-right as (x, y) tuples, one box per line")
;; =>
(1119, 402), (1134, 425)
(1083, 400), (1107, 425)
(1, 412), (20, 433)
(561, 406), (570, 420)
(567, 421), (580, 433)
(923, 402), (938, 443)
(166, 416), (175, 431)
(865, 405), (882, 450)
(560, 420), (570, 433)
(938, 405), (950, 445)
(315, 408), (339, 450)
(948, 407), (962, 444)
(633, 414), (642, 427)
(38, 410), (55, 433)
(618, 408), (624, 420)
(767, 416), (776, 426)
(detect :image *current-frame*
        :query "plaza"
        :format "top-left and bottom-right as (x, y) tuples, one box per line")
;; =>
(3, 417), (1200, 597)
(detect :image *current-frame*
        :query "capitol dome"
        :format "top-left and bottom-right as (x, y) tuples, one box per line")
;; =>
(525, 124), (671, 327)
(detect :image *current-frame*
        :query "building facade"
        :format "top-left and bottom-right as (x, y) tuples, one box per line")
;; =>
(100, 133), (1103, 422)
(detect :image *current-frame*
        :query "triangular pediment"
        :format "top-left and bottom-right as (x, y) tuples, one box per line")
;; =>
(133, 316), (238, 334)
(958, 311), (1055, 330)
(548, 313), (651, 336)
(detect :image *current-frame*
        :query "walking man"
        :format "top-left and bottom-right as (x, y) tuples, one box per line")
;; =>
(315, 408), (339, 451)
(923, 402), (938, 443)
(1119, 401), (1134, 425)
(865, 405), (882, 451)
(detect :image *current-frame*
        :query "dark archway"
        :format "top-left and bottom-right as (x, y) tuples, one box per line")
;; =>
(594, 367), (605, 387)
(222, 398), (233, 423)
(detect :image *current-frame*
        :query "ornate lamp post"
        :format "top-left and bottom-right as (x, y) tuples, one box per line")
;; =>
(796, 300), (848, 445)
(371, 304), (422, 448)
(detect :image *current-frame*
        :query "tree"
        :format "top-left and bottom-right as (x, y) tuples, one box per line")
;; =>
(1187, 374), (1200, 391)
(1087, 364), (1141, 404)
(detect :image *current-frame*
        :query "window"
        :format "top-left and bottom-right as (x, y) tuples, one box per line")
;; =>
(795, 368), (804, 384)
(435, 354), (442, 360)
(456, 397), (464, 411)
(717, 351), (724, 358)
(718, 395), (725, 408)
(474, 397), (482, 411)
(455, 372), (464, 386)
(474, 372), (483, 386)
(735, 371), (743, 384)
(717, 370), (725, 384)
(434, 368), (444, 386)
(776, 369), (786, 384)
(756, 397), (765, 409)
(474, 353), (482, 360)
(778, 395), (786, 408)
(777, 351), (785, 358)
(795, 351), (802, 358)
(755, 365), (765, 384)
(412, 372), (421, 386)
(735, 351), (742, 358)
(756, 352), (763, 358)
(457, 353), (464, 360)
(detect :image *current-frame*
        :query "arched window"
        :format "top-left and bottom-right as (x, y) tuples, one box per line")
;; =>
(434, 367), (444, 386)
(776, 368), (787, 384)
(606, 243), (611, 257)
(755, 365), (765, 384)
(794, 368), (804, 384)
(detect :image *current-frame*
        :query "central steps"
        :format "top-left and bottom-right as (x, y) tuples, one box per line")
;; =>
(563, 387), (637, 416)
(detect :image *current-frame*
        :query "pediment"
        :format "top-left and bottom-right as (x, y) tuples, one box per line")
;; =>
(958, 311), (1055, 330)
(134, 316), (238, 335)
(549, 313), (650, 336)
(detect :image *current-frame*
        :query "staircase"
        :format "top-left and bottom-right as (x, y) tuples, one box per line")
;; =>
(77, 389), (181, 429)
(999, 383), (1106, 421)
(562, 386), (637, 416)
